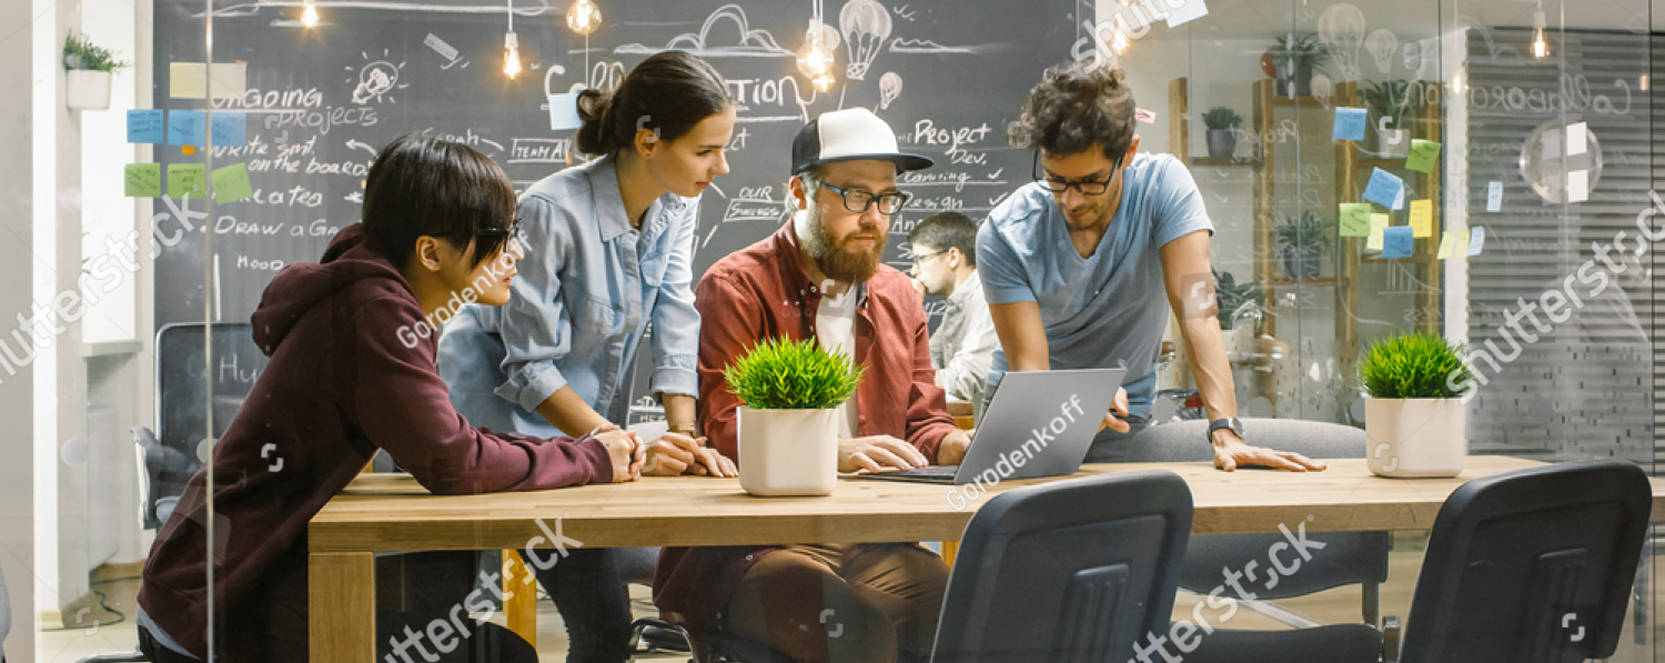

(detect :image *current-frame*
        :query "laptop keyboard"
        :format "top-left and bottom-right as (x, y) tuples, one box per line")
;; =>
(877, 465), (959, 478)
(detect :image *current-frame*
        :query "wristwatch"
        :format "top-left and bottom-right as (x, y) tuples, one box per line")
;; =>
(1207, 417), (1244, 443)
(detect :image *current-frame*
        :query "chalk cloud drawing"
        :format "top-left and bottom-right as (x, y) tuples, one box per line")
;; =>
(878, 71), (902, 110)
(1316, 4), (1366, 81)
(840, 0), (891, 80)
(615, 5), (791, 58)
(888, 38), (996, 54)
(1365, 29), (1398, 74)
(346, 50), (408, 104)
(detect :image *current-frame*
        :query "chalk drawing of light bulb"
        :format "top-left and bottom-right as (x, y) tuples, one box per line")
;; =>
(840, 0), (891, 81)
(1310, 73), (1333, 107)
(1316, 4), (1367, 82)
(1366, 29), (1398, 74)
(879, 72), (902, 110)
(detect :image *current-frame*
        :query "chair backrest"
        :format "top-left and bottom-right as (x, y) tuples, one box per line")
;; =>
(931, 470), (1193, 662)
(1400, 459), (1651, 663)
(1127, 419), (1388, 599)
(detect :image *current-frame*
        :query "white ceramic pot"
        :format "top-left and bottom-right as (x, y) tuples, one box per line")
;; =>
(66, 70), (112, 111)
(738, 407), (839, 496)
(1364, 397), (1465, 478)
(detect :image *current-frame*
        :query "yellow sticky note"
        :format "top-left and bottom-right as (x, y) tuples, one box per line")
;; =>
(1455, 229), (1471, 258)
(1366, 214), (1389, 251)
(168, 163), (207, 199)
(1410, 200), (1433, 237)
(1437, 231), (1456, 259)
(125, 163), (161, 197)
(169, 62), (248, 100)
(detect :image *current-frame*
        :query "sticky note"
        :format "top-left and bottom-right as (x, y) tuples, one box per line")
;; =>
(1134, 107), (1156, 124)
(124, 163), (161, 197)
(210, 113), (247, 147)
(1381, 226), (1413, 259)
(168, 110), (207, 147)
(1467, 226), (1485, 256)
(1409, 200), (1433, 237)
(1339, 203), (1371, 237)
(1567, 170), (1589, 203)
(127, 110), (165, 144)
(1333, 107), (1367, 141)
(168, 163), (207, 198)
(548, 92), (582, 131)
(1406, 139), (1441, 173)
(1165, 0), (1209, 27)
(1366, 214), (1389, 250)
(1455, 229), (1471, 257)
(212, 163), (253, 202)
(1437, 231), (1457, 259)
(1392, 184), (1405, 210)
(1363, 168), (1404, 209)
(1486, 181), (1503, 212)
(169, 62), (248, 100)
(1567, 122), (1587, 156)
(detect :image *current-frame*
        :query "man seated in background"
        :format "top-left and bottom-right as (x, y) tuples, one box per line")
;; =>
(654, 108), (970, 663)
(908, 211), (999, 408)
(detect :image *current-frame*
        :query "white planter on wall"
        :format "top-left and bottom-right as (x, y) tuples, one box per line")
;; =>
(738, 407), (839, 496)
(66, 70), (112, 111)
(1365, 397), (1466, 478)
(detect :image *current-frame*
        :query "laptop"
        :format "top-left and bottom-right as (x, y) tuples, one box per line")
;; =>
(856, 368), (1126, 484)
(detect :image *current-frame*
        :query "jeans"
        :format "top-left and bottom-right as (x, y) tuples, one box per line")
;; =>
(526, 547), (634, 663)
(1082, 414), (1152, 463)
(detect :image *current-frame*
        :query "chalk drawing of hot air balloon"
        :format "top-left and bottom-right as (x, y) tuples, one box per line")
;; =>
(1366, 29), (1398, 74)
(879, 71), (902, 110)
(1316, 4), (1366, 81)
(840, 0), (891, 81)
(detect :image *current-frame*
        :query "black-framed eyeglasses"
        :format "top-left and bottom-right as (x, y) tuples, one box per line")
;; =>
(474, 219), (526, 256)
(908, 249), (947, 275)
(820, 182), (912, 215)
(1033, 152), (1121, 196)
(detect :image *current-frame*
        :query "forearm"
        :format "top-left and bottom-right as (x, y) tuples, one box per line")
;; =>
(1179, 316), (1238, 429)
(662, 392), (697, 432)
(533, 386), (614, 437)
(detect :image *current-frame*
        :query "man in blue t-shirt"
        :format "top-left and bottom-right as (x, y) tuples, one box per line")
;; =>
(980, 60), (1326, 472)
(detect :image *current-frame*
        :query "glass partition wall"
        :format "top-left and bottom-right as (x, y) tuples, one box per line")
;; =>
(11, 0), (1665, 660)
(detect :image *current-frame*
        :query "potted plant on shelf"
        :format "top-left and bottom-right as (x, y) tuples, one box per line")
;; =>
(1201, 106), (1242, 159)
(1213, 269), (1263, 363)
(1268, 32), (1329, 97)
(1358, 332), (1472, 478)
(725, 336), (865, 496)
(1274, 211), (1332, 281)
(63, 33), (129, 111)
(1360, 80), (1414, 157)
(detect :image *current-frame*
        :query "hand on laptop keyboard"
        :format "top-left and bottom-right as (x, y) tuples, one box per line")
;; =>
(839, 435), (930, 473)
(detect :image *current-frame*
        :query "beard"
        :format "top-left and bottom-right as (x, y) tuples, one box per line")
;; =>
(802, 206), (883, 283)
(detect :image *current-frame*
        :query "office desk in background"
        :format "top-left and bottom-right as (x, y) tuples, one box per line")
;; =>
(308, 456), (1665, 661)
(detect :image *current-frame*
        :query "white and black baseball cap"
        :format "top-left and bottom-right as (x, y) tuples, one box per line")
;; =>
(791, 108), (934, 175)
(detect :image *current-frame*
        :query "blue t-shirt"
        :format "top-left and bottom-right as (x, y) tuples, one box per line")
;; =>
(978, 153), (1214, 417)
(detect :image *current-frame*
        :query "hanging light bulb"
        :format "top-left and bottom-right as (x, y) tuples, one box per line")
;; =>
(1110, 15), (1132, 55)
(1531, 10), (1550, 60)
(300, 0), (319, 27)
(567, 0), (601, 35)
(503, 31), (521, 78)
(797, 3), (837, 92)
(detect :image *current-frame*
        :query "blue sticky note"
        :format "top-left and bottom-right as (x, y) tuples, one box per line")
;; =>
(548, 93), (583, 131)
(127, 110), (165, 144)
(168, 110), (207, 147)
(211, 113), (246, 147)
(1467, 226), (1486, 256)
(1363, 168), (1405, 209)
(1333, 107), (1367, 141)
(1381, 226), (1413, 258)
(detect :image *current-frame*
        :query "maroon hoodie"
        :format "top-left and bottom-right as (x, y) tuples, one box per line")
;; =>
(138, 224), (611, 659)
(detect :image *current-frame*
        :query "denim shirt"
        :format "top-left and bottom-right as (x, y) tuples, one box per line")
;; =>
(438, 157), (701, 436)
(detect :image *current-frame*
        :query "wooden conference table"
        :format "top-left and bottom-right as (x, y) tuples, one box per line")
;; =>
(308, 456), (1665, 660)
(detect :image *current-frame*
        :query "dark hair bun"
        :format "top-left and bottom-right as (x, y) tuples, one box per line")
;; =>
(574, 87), (615, 155)
(570, 51), (731, 158)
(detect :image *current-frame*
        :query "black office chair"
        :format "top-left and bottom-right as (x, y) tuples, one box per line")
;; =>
(929, 469), (1193, 661)
(1390, 459), (1652, 663)
(1126, 418), (1388, 663)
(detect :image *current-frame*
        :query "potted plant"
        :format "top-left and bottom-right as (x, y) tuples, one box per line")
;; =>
(1268, 32), (1329, 97)
(63, 33), (129, 111)
(1201, 106), (1242, 159)
(1274, 211), (1332, 281)
(1213, 269), (1263, 361)
(1360, 80), (1413, 157)
(1358, 333), (1472, 478)
(725, 336), (865, 496)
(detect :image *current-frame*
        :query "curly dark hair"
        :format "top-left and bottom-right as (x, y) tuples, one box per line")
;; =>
(1009, 60), (1137, 161)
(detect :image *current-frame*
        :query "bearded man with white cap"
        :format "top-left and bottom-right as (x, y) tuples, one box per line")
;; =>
(653, 108), (967, 662)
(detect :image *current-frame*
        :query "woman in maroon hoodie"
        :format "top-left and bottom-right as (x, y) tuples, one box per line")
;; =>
(135, 134), (641, 662)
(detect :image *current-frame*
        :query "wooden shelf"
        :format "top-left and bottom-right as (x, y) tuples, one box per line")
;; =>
(1191, 156), (1263, 167)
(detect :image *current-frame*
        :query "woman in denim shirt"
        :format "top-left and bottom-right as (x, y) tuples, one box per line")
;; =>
(438, 51), (736, 662)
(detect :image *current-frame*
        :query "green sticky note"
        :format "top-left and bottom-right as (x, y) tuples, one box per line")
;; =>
(124, 163), (161, 197)
(1406, 139), (1441, 173)
(1339, 203), (1371, 237)
(212, 163), (253, 202)
(168, 163), (207, 199)
(1366, 214), (1390, 250)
